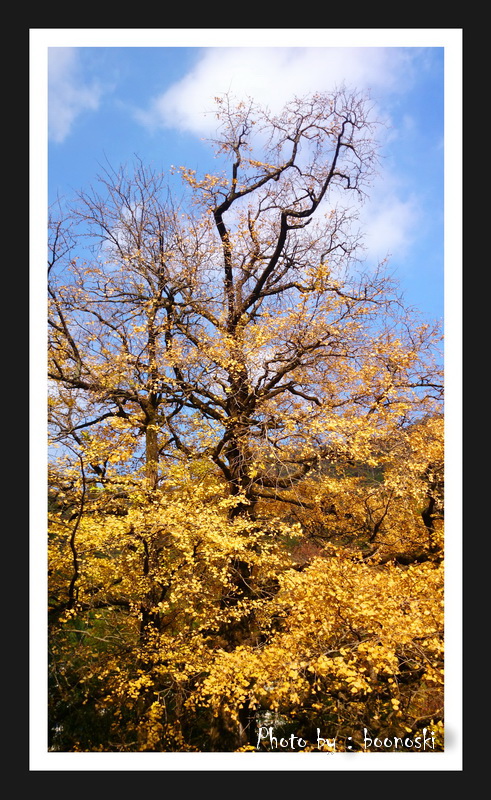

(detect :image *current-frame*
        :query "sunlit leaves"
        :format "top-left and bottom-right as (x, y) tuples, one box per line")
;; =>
(48, 90), (444, 753)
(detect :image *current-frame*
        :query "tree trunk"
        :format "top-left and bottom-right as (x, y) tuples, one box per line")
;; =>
(145, 420), (159, 490)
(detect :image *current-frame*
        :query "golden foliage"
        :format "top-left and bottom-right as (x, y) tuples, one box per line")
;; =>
(48, 90), (444, 754)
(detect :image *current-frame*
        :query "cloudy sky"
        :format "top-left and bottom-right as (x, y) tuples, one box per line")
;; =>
(34, 30), (462, 324)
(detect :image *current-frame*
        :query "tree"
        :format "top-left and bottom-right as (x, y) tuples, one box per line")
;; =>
(48, 90), (444, 753)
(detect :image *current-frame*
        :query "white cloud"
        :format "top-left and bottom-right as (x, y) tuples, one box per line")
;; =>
(133, 46), (430, 273)
(48, 48), (103, 143)
(360, 189), (420, 266)
(134, 47), (413, 136)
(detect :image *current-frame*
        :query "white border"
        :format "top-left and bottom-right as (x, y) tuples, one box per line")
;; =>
(30, 28), (463, 772)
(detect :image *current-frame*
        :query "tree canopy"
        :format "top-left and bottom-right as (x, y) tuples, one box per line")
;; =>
(47, 89), (444, 754)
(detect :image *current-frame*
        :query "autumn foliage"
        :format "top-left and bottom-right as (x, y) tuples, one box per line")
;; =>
(48, 91), (444, 753)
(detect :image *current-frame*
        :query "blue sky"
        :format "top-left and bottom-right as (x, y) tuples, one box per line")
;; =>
(39, 33), (460, 323)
